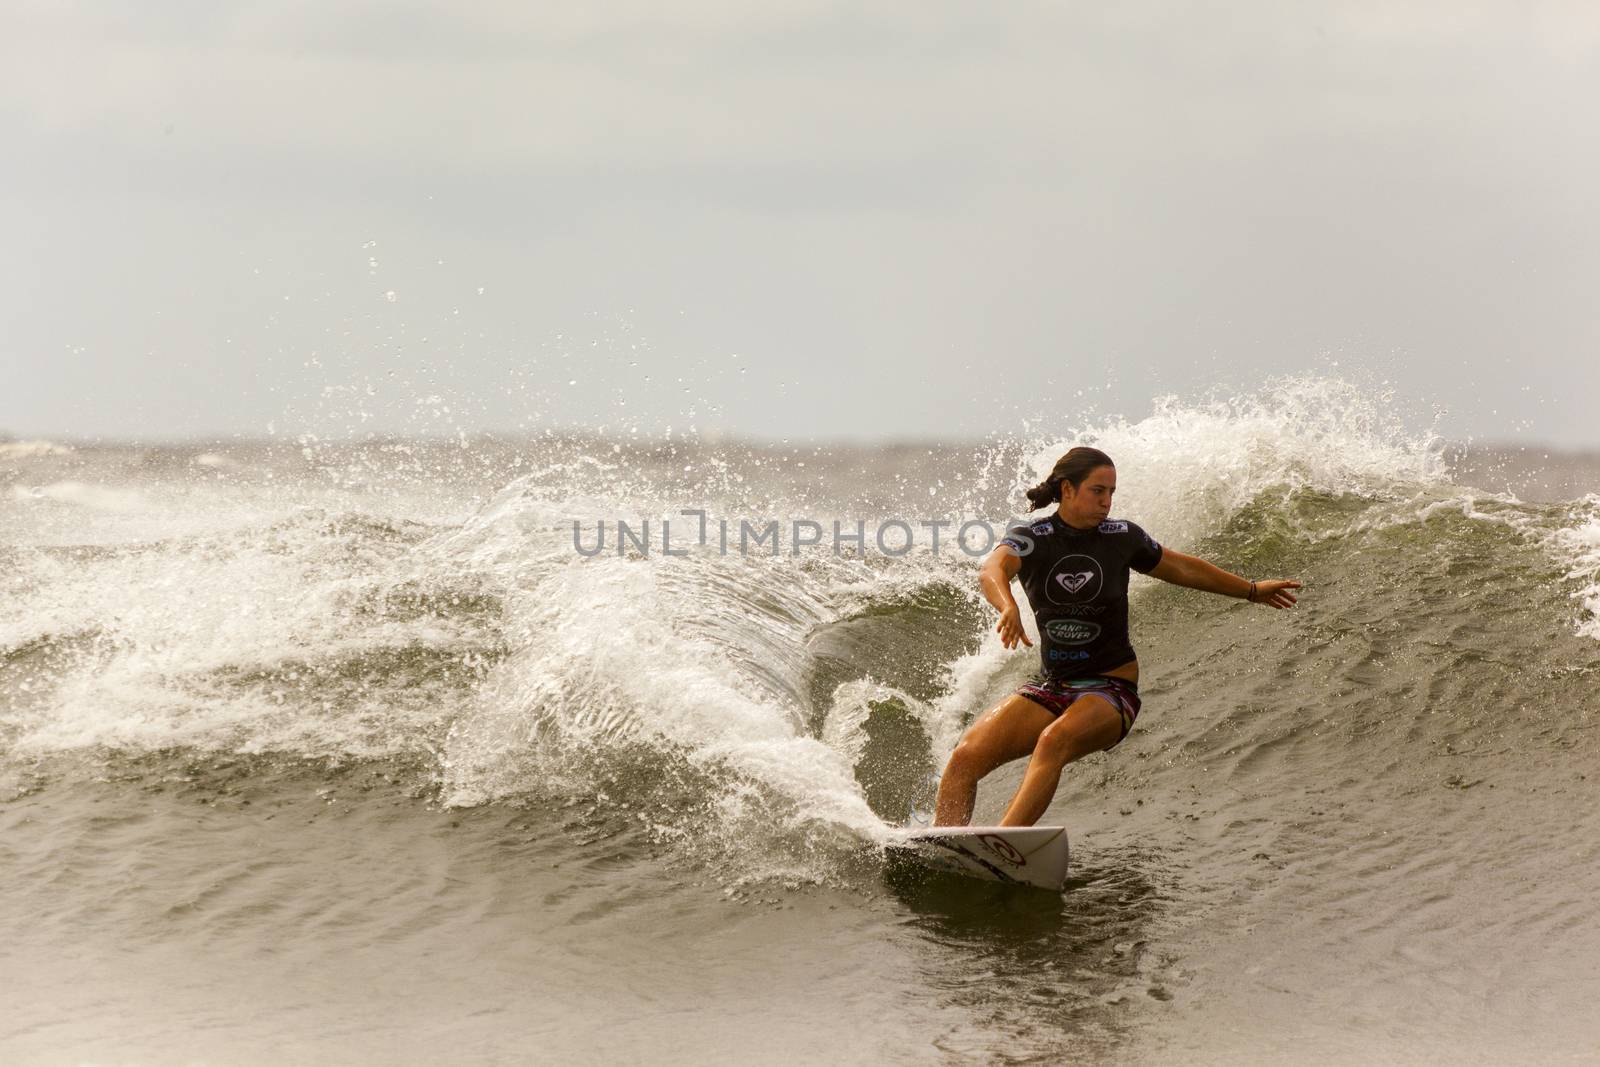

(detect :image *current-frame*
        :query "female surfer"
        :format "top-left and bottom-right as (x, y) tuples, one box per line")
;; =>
(933, 446), (1302, 827)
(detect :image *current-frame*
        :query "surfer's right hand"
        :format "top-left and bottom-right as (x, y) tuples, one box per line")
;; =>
(997, 605), (1032, 649)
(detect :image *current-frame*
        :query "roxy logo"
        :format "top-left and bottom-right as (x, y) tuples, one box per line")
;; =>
(1045, 555), (1103, 604)
(1056, 572), (1094, 595)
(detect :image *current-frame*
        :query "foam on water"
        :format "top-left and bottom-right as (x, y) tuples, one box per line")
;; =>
(1018, 377), (1452, 550)
(1552, 495), (1600, 640)
(9, 480), (146, 512)
(434, 499), (934, 854)
(1, 510), (498, 757)
(0, 440), (74, 459)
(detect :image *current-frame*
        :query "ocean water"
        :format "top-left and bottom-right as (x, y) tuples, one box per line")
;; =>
(4, 382), (1599, 1065)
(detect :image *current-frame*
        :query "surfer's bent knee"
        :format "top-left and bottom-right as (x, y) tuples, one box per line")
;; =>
(943, 735), (997, 780)
(949, 696), (1053, 767)
(943, 743), (981, 780)
(1033, 696), (1124, 765)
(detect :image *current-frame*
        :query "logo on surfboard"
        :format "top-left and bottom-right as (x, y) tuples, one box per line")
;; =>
(978, 834), (1026, 866)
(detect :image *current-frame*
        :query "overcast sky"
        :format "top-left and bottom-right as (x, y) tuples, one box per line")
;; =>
(4, 2), (1598, 446)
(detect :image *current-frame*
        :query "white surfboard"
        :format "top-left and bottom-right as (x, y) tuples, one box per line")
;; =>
(889, 825), (1069, 891)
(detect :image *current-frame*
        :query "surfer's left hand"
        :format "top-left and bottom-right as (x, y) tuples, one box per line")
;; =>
(1250, 579), (1302, 609)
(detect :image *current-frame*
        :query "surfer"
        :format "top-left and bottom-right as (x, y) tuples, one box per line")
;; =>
(933, 446), (1303, 828)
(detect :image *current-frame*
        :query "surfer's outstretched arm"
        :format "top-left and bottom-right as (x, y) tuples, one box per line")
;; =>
(1148, 550), (1302, 609)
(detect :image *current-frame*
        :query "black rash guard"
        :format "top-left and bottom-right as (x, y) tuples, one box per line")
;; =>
(998, 513), (1164, 680)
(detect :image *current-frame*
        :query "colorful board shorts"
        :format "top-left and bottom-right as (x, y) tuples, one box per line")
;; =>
(1016, 675), (1142, 744)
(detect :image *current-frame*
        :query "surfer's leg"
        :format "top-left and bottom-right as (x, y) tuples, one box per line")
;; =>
(998, 695), (1124, 827)
(933, 695), (1056, 826)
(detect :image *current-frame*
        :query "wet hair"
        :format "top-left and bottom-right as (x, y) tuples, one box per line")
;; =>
(1024, 447), (1115, 510)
